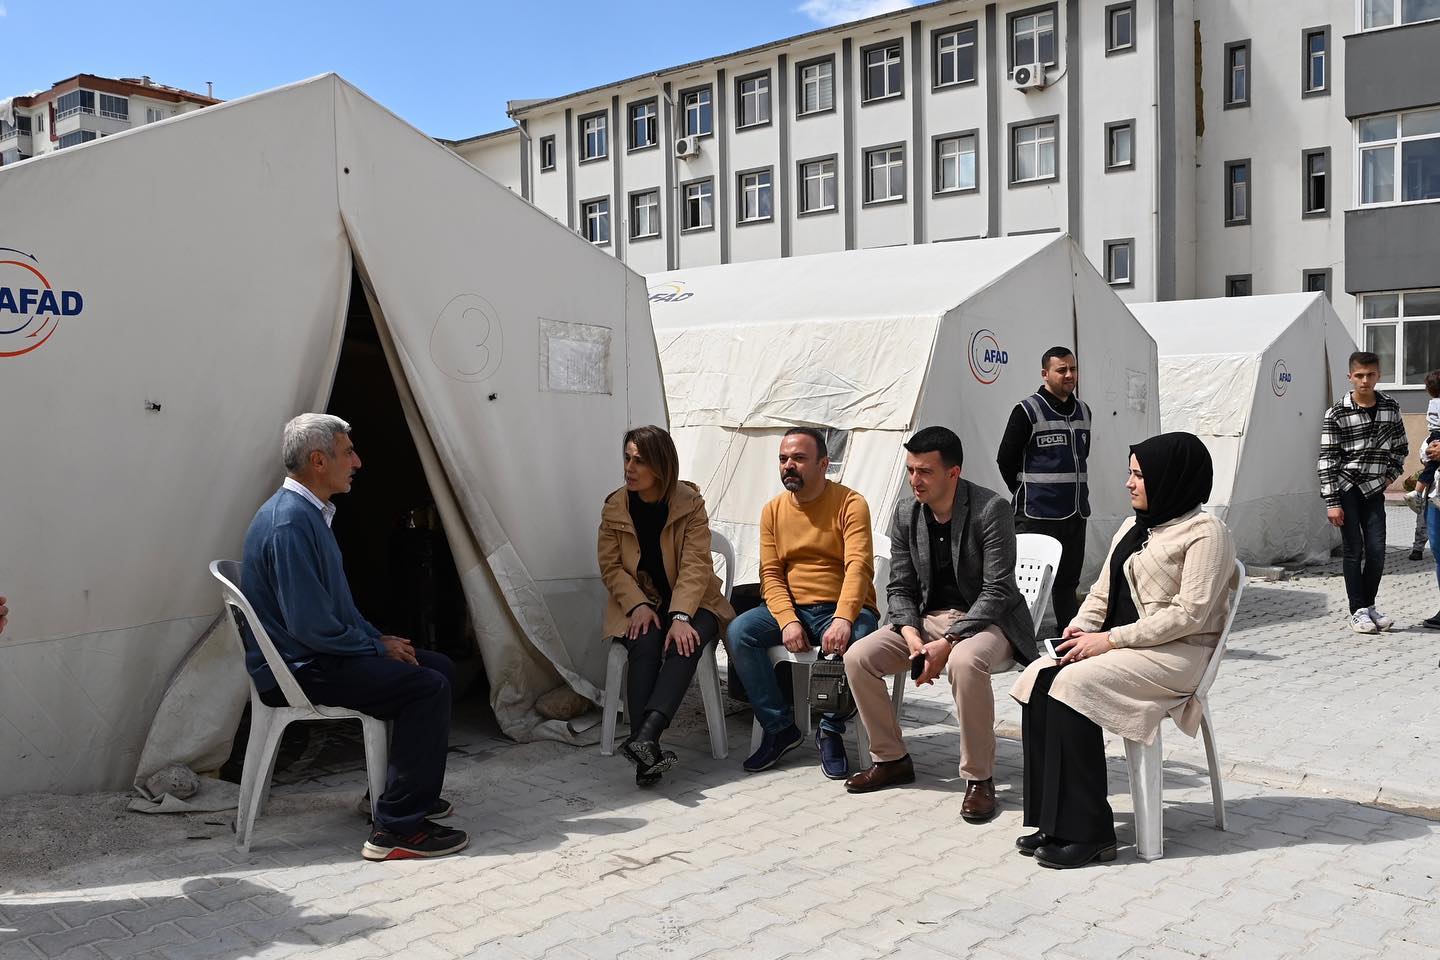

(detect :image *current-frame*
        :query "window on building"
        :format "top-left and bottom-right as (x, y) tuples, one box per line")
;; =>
(580, 112), (607, 162)
(738, 168), (774, 222)
(1302, 148), (1329, 217)
(1361, 290), (1440, 385)
(865, 145), (905, 202)
(1226, 275), (1253, 297)
(682, 87), (713, 137)
(1012, 119), (1058, 183)
(57, 130), (97, 149)
(145, 107), (167, 124)
(98, 94), (129, 121)
(1225, 159), (1250, 225)
(1105, 120), (1134, 170)
(628, 100), (657, 150)
(798, 157), (838, 214)
(798, 58), (835, 116)
(1303, 269), (1332, 300)
(1011, 7), (1057, 68)
(683, 179), (714, 230)
(1358, 108), (1440, 205)
(1105, 239), (1134, 286)
(539, 135), (556, 171)
(737, 73), (771, 128)
(0, 147), (30, 165)
(0, 115), (31, 138)
(55, 90), (95, 119)
(35, 112), (44, 133)
(1364, 0), (1440, 29)
(934, 25), (978, 87)
(582, 198), (610, 244)
(934, 133), (978, 193)
(1303, 28), (1328, 94)
(630, 190), (660, 240)
(1224, 41), (1250, 107)
(862, 42), (904, 101)
(1106, 3), (1135, 54)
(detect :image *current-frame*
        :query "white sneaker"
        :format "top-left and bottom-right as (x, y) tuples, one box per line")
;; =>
(1368, 607), (1394, 631)
(1351, 610), (1379, 634)
(1406, 487), (1428, 515)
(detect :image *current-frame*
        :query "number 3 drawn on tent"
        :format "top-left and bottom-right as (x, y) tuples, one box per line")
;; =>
(430, 293), (504, 382)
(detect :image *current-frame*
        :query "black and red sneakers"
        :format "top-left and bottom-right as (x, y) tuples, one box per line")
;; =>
(361, 819), (469, 862)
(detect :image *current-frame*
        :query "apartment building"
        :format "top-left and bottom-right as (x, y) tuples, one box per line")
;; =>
(0, 74), (217, 166)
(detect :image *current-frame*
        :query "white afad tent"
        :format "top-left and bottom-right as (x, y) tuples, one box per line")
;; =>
(647, 235), (1160, 587)
(1130, 293), (1355, 565)
(0, 75), (665, 797)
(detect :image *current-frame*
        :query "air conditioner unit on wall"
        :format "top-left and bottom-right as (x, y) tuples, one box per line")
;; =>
(1013, 64), (1047, 91)
(675, 136), (701, 159)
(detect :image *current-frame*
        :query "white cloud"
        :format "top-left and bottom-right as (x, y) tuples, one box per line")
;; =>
(797, 0), (920, 27)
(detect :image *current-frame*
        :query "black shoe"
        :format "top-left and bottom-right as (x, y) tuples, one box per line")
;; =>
(621, 739), (677, 776)
(359, 794), (453, 821)
(743, 724), (804, 772)
(1425, 612), (1440, 630)
(1034, 839), (1117, 869)
(636, 766), (663, 788)
(361, 819), (469, 862)
(1411, 548), (1425, 562)
(816, 728), (850, 780)
(1015, 831), (1051, 857)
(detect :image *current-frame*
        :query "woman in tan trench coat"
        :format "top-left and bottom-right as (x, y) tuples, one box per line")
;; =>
(598, 425), (734, 787)
(1011, 432), (1237, 869)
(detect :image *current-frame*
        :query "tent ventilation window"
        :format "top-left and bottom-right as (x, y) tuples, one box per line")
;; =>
(822, 428), (850, 480)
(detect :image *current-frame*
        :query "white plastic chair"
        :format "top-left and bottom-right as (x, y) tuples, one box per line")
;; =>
(599, 530), (734, 760)
(1123, 558), (1247, 862)
(210, 560), (389, 854)
(1014, 532), (1062, 632)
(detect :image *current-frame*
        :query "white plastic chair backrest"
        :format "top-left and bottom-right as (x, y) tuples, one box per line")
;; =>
(871, 532), (892, 619)
(209, 559), (314, 711)
(1014, 533), (1062, 619)
(1194, 558), (1246, 701)
(710, 529), (737, 602)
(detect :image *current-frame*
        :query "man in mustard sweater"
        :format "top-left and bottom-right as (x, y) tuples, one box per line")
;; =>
(731, 427), (879, 776)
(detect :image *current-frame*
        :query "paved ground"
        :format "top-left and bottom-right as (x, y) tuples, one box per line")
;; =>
(3, 504), (1439, 959)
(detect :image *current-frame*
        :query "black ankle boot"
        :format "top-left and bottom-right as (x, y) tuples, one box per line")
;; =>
(621, 711), (671, 772)
(635, 709), (668, 745)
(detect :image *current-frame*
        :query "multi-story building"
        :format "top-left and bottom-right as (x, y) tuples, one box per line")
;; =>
(453, 0), (1440, 411)
(1, 74), (218, 167)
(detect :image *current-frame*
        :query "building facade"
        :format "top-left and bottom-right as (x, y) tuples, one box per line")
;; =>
(1, 74), (218, 167)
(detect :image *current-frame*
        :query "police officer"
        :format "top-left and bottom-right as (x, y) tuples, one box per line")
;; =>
(996, 346), (1091, 632)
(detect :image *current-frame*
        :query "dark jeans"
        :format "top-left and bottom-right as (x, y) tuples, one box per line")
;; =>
(1022, 663), (1116, 845)
(261, 649), (454, 834)
(1339, 487), (1387, 612)
(1428, 502), (1440, 590)
(1016, 514), (1087, 631)
(619, 609), (720, 728)
(729, 601), (879, 736)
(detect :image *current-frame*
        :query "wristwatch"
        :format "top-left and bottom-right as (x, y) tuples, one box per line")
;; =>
(671, 612), (692, 623)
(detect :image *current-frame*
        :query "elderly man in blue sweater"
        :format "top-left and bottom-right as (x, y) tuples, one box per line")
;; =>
(242, 413), (467, 861)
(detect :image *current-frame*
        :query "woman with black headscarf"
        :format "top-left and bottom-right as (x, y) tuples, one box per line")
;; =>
(1009, 432), (1238, 869)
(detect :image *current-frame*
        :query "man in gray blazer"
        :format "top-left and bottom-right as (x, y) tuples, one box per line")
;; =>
(843, 426), (1036, 822)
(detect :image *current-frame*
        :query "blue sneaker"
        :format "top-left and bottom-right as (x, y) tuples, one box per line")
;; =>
(743, 724), (804, 773)
(816, 728), (850, 780)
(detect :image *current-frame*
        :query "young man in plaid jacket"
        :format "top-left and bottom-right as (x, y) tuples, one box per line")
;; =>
(1318, 351), (1408, 634)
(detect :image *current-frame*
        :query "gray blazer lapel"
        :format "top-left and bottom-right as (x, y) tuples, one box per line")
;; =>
(912, 499), (931, 588)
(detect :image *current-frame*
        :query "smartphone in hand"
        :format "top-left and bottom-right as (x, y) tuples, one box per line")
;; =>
(1041, 637), (1063, 660)
(910, 653), (925, 680)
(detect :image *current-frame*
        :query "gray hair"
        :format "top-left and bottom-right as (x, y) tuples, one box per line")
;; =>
(282, 413), (352, 473)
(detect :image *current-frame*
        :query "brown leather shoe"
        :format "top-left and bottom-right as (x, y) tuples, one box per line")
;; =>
(961, 778), (997, 823)
(844, 755), (916, 793)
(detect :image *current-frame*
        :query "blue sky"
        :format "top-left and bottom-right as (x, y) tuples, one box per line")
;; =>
(0, 0), (920, 139)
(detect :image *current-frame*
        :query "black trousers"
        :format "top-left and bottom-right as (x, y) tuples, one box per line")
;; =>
(620, 608), (719, 727)
(1021, 663), (1116, 845)
(260, 649), (454, 834)
(1016, 514), (1087, 630)
(1338, 487), (1387, 612)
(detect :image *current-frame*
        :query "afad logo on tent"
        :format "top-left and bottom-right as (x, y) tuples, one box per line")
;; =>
(648, 281), (694, 303)
(1272, 359), (1292, 397)
(0, 246), (85, 358)
(968, 328), (1008, 384)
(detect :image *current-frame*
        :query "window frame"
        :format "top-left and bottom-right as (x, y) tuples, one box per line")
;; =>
(797, 154), (840, 217)
(627, 97), (659, 153)
(1105, 2), (1136, 56)
(1362, 0), (1440, 30)
(1007, 3), (1060, 75)
(1226, 274), (1253, 297)
(736, 165), (776, 225)
(931, 22), (979, 90)
(735, 70), (773, 131)
(932, 129), (980, 196)
(1301, 147), (1331, 219)
(860, 39), (906, 104)
(628, 188), (662, 242)
(539, 135), (557, 172)
(1223, 40), (1251, 109)
(98, 93), (129, 121)
(1104, 238), (1135, 288)
(679, 84), (715, 139)
(1104, 119), (1136, 172)
(795, 55), (837, 118)
(55, 89), (96, 120)
(1360, 288), (1440, 387)
(1224, 158), (1252, 226)
(680, 176), (716, 233)
(580, 195), (611, 246)
(57, 130), (97, 148)
(578, 110), (609, 163)
(1356, 107), (1440, 208)
(1008, 115), (1061, 186)
(1302, 26), (1330, 98)
(862, 142), (907, 205)
(1302, 268), (1333, 301)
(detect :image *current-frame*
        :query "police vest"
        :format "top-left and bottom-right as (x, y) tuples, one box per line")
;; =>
(1016, 390), (1091, 520)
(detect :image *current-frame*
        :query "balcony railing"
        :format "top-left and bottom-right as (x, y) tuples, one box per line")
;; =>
(99, 108), (129, 121)
(56, 105), (95, 120)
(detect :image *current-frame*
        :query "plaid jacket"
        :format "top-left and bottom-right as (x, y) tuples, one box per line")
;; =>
(1317, 391), (1408, 506)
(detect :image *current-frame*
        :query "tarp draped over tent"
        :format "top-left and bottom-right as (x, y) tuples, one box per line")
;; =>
(1130, 293), (1355, 565)
(647, 236), (1160, 587)
(0, 75), (666, 797)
